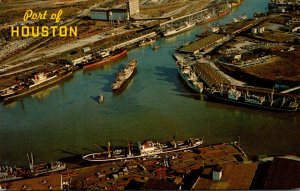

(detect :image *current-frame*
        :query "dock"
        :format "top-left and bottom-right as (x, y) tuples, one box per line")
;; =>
(0, 143), (254, 190)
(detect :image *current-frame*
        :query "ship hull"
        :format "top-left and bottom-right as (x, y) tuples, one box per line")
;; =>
(82, 139), (203, 163)
(112, 68), (137, 93)
(0, 162), (66, 183)
(218, 7), (231, 18)
(3, 71), (73, 104)
(83, 49), (128, 70)
(205, 90), (298, 112)
(177, 67), (203, 93)
(196, 14), (218, 24)
(163, 23), (196, 37)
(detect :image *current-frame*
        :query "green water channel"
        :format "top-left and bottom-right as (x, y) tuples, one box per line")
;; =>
(0, 0), (299, 165)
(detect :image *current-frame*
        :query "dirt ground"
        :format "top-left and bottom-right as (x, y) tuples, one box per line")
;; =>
(243, 48), (300, 82)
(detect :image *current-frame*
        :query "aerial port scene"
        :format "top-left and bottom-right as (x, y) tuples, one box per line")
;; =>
(0, 0), (300, 190)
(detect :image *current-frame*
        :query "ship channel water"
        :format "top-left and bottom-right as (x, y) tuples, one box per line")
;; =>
(0, 0), (299, 165)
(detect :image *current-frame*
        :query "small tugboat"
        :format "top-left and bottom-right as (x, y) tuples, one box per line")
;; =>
(152, 45), (160, 51)
(98, 94), (104, 104)
(111, 59), (138, 92)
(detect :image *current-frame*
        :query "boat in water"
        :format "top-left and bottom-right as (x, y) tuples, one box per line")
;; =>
(152, 45), (160, 51)
(83, 48), (128, 70)
(1, 65), (73, 104)
(82, 138), (204, 163)
(205, 85), (298, 112)
(211, 24), (220, 33)
(111, 59), (138, 92)
(162, 21), (196, 37)
(139, 38), (155, 47)
(177, 61), (204, 93)
(98, 94), (104, 104)
(0, 153), (66, 183)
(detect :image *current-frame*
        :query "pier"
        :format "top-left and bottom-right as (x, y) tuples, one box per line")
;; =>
(0, 143), (255, 190)
(193, 61), (231, 88)
(159, 8), (212, 28)
(110, 32), (157, 50)
(159, 2), (231, 31)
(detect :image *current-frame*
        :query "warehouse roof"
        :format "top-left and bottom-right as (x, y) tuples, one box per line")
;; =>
(180, 34), (226, 53)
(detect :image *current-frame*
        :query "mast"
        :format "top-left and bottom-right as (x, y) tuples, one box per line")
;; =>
(27, 152), (34, 172)
(128, 141), (132, 156)
(270, 88), (274, 106)
(94, 144), (106, 152)
(281, 96), (286, 106)
(31, 152), (34, 169)
(107, 142), (111, 158)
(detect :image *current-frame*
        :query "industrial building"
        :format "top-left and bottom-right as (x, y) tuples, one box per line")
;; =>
(90, 0), (140, 21)
(179, 34), (227, 55)
(127, 0), (140, 16)
(90, 8), (129, 21)
(263, 156), (300, 189)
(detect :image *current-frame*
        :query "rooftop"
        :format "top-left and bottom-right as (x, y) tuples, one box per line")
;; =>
(224, 20), (258, 35)
(192, 162), (258, 190)
(264, 156), (300, 189)
(141, 178), (179, 190)
(180, 34), (226, 53)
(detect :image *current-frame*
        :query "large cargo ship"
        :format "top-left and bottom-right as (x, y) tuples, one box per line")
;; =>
(177, 61), (203, 93)
(1, 66), (73, 104)
(111, 59), (138, 92)
(82, 138), (203, 163)
(163, 21), (196, 37)
(83, 48), (127, 70)
(205, 86), (298, 112)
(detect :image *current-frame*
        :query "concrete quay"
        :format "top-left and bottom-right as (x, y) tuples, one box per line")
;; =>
(0, 143), (256, 190)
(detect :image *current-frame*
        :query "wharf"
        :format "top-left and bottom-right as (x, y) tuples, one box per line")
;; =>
(179, 34), (227, 54)
(0, 143), (254, 190)
(110, 32), (157, 51)
(193, 60), (232, 88)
